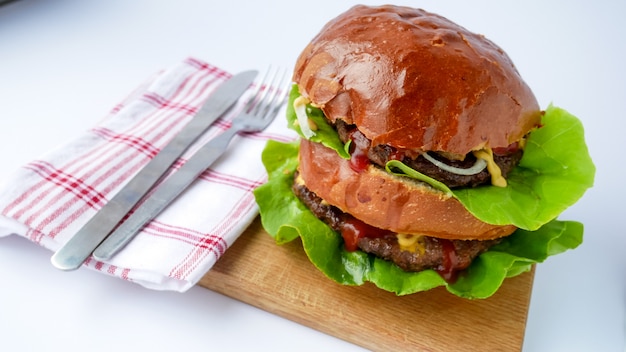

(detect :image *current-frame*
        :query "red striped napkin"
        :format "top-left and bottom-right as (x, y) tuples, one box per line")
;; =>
(0, 58), (295, 291)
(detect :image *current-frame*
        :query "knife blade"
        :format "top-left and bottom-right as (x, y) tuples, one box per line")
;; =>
(50, 70), (258, 271)
(92, 128), (240, 261)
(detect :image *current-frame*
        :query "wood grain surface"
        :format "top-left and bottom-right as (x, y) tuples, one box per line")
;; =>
(199, 217), (534, 351)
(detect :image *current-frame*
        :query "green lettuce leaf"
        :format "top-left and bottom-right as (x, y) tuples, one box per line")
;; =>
(386, 159), (453, 195)
(387, 110), (597, 230)
(254, 140), (584, 298)
(451, 106), (595, 230)
(285, 84), (350, 159)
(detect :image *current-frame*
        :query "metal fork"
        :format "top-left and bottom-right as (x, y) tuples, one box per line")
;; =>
(92, 67), (289, 261)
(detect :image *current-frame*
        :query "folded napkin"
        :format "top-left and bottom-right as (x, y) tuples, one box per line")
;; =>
(0, 57), (296, 291)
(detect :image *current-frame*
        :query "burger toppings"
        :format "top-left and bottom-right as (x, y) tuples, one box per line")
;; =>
(396, 234), (426, 254)
(334, 119), (523, 189)
(420, 152), (487, 177)
(291, 95), (521, 188)
(292, 174), (500, 283)
(346, 124), (374, 173)
(473, 149), (507, 187)
(293, 95), (317, 139)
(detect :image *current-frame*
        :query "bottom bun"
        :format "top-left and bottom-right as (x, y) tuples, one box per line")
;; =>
(297, 139), (516, 241)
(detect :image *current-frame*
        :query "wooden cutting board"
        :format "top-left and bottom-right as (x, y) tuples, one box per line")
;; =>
(199, 217), (534, 351)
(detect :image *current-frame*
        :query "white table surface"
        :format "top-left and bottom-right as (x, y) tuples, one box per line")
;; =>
(0, 1), (624, 351)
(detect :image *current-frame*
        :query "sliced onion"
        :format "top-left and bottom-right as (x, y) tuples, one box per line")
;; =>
(294, 96), (316, 139)
(421, 152), (487, 176)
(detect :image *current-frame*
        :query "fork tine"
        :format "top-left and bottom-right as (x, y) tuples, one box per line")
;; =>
(243, 68), (270, 114)
(258, 67), (288, 118)
(234, 67), (290, 133)
(249, 67), (278, 117)
(242, 67), (269, 113)
(264, 71), (290, 120)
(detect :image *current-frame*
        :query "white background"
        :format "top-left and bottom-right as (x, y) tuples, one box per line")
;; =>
(0, 1), (624, 351)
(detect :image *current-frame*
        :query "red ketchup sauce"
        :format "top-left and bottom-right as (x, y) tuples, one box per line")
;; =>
(492, 141), (519, 155)
(348, 130), (371, 172)
(344, 127), (462, 283)
(350, 148), (370, 172)
(435, 239), (461, 283)
(339, 218), (392, 252)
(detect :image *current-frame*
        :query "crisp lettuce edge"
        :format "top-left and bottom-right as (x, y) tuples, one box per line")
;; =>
(253, 139), (584, 299)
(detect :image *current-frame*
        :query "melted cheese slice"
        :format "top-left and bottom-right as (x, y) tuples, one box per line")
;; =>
(397, 234), (425, 254)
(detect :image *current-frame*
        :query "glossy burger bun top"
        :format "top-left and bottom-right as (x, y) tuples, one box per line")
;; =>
(293, 5), (541, 156)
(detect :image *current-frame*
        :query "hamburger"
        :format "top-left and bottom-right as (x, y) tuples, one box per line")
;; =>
(254, 5), (595, 298)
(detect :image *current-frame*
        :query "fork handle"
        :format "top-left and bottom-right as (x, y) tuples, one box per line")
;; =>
(92, 127), (240, 261)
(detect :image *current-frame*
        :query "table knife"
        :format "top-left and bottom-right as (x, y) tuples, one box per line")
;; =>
(50, 70), (258, 271)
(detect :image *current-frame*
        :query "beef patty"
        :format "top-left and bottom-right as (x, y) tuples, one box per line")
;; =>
(292, 177), (501, 274)
(336, 120), (523, 188)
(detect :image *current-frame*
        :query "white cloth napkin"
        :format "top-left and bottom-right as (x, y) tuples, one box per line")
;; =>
(0, 57), (295, 291)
